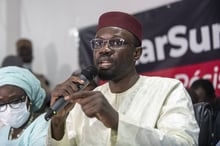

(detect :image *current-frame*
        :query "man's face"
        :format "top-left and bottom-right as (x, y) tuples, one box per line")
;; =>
(93, 27), (137, 81)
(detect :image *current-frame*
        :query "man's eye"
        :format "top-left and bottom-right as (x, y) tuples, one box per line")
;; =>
(95, 40), (104, 46)
(110, 39), (122, 47)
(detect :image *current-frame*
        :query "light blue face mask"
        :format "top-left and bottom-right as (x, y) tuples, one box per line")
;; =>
(0, 98), (30, 128)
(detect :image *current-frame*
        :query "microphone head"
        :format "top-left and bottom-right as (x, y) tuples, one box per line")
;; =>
(81, 66), (98, 81)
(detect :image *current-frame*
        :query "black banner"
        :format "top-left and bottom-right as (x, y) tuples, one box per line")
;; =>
(78, 0), (220, 96)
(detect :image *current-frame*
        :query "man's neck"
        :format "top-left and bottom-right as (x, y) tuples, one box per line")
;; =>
(109, 72), (139, 93)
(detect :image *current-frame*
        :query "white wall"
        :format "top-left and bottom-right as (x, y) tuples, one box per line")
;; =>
(0, 0), (7, 62)
(0, 0), (179, 88)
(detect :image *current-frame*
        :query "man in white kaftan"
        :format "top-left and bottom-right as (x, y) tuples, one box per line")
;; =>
(48, 11), (199, 146)
(63, 76), (199, 146)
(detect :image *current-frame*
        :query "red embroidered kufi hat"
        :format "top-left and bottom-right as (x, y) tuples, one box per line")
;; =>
(97, 11), (142, 43)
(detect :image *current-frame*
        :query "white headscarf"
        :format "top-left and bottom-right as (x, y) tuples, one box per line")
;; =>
(0, 66), (46, 112)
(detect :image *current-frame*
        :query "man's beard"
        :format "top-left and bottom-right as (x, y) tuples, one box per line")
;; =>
(98, 69), (116, 81)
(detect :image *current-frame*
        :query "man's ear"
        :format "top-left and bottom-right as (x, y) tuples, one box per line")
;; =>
(133, 46), (142, 61)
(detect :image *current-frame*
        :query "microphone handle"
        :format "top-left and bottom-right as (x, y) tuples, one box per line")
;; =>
(44, 97), (68, 121)
(44, 74), (90, 121)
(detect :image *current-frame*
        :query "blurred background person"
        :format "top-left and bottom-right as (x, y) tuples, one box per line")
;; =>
(189, 79), (216, 105)
(1, 55), (23, 68)
(16, 38), (51, 111)
(16, 38), (33, 70)
(189, 79), (220, 146)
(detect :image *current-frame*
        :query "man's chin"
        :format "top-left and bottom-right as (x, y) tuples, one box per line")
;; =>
(98, 72), (114, 81)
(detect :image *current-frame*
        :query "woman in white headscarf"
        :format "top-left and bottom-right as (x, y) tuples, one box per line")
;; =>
(0, 66), (49, 146)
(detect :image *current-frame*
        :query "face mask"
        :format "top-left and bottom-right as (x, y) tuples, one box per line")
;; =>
(0, 100), (30, 128)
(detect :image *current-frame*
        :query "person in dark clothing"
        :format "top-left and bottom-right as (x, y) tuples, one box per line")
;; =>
(190, 79), (220, 146)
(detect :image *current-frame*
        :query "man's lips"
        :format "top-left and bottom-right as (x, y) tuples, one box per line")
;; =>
(98, 60), (112, 69)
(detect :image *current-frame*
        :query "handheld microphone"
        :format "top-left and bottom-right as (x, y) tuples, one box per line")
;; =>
(44, 66), (98, 121)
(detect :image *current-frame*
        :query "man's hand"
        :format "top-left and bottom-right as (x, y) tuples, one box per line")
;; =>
(65, 90), (119, 130)
(50, 75), (85, 140)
